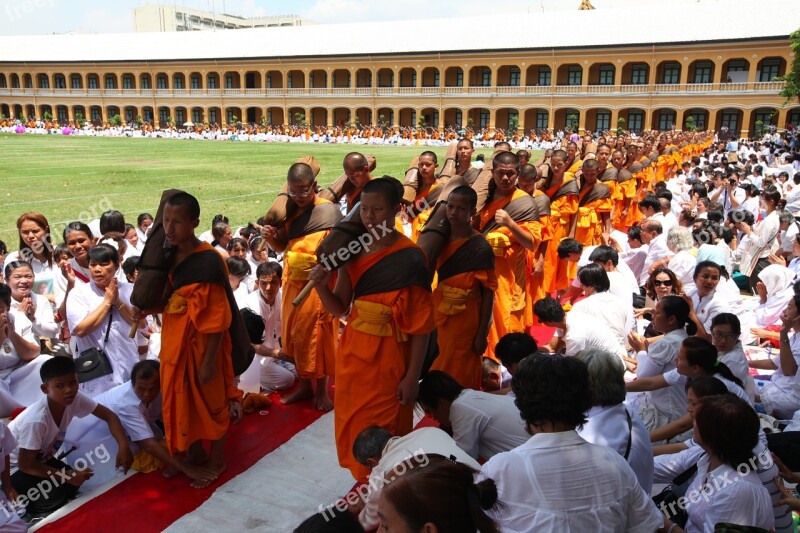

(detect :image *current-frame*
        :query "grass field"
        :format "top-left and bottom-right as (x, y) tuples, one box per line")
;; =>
(0, 134), (507, 247)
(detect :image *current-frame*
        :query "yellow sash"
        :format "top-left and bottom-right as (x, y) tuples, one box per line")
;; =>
(285, 250), (317, 281)
(576, 207), (598, 228)
(485, 232), (511, 257)
(165, 293), (187, 315)
(350, 300), (408, 342)
(436, 283), (477, 315)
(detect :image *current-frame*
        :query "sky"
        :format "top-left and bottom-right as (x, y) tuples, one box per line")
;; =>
(0, 0), (712, 36)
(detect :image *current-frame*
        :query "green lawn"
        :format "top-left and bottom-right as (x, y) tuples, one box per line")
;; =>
(0, 134), (519, 248)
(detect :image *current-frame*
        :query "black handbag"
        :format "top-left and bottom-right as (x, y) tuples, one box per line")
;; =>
(652, 454), (704, 528)
(74, 311), (114, 383)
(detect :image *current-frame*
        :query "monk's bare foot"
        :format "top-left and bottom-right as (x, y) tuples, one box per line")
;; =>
(314, 393), (334, 412)
(280, 382), (313, 405)
(190, 464), (225, 489)
(184, 464), (220, 485)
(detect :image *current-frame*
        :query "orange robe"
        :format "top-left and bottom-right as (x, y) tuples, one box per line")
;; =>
(432, 236), (497, 389)
(575, 184), (613, 246)
(615, 175), (639, 231)
(282, 198), (339, 379)
(480, 189), (542, 360)
(543, 174), (579, 293)
(525, 191), (554, 319)
(336, 236), (434, 481)
(160, 242), (240, 454)
(409, 183), (441, 242)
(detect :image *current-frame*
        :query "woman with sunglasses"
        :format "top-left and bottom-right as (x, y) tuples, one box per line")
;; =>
(637, 267), (682, 337)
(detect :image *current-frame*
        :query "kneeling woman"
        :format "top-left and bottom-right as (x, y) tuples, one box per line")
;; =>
(66, 244), (143, 396)
(0, 284), (50, 415)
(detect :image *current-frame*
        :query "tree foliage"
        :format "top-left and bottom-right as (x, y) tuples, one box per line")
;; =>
(778, 28), (800, 104)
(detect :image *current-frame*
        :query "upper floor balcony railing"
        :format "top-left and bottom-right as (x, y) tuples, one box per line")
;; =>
(0, 81), (786, 99)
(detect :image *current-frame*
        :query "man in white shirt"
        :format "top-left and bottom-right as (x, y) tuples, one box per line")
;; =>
(65, 360), (218, 487)
(242, 262), (297, 392)
(352, 426), (480, 530)
(588, 245), (640, 305)
(613, 227), (648, 283)
(417, 371), (529, 461)
(639, 219), (672, 286)
(535, 297), (630, 365)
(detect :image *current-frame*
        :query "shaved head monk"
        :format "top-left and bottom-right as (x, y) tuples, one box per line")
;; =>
(261, 162), (342, 411)
(308, 177), (435, 482)
(146, 192), (243, 488)
(342, 152), (373, 213)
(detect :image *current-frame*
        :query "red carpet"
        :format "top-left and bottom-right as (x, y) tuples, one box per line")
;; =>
(37, 393), (325, 533)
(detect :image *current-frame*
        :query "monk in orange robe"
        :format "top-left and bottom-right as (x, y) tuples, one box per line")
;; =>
(343, 152), (374, 214)
(518, 164), (553, 313)
(431, 186), (496, 389)
(309, 178), (434, 482)
(574, 159), (612, 246)
(153, 192), (243, 488)
(479, 151), (542, 360)
(540, 149), (579, 293)
(408, 151), (442, 241)
(262, 163), (342, 411)
(565, 141), (583, 174)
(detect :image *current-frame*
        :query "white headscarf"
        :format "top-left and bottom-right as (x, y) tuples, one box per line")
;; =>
(758, 264), (795, 297)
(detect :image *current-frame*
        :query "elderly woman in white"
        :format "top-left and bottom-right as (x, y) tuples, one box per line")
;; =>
(5, 261), (61, 350)
(66, 244), (142, 397)
(666, 227), (697, 294)
(576, 348), (654, 493)
(0, 284), (50, 417)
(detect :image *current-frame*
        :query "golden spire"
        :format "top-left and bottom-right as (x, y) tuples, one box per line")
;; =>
(579, 0), (596, 9)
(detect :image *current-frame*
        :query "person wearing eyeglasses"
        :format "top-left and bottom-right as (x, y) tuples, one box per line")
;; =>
(260, 162), (342, 412)
(709, 313), (753, 398)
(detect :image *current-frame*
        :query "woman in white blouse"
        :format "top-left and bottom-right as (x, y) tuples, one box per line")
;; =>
(66, 244), (141, 397)
(708, 313), (754, 398)
(628, 295), (691, 429)
(0, 284), (50, 416)
(478, 354), (662, 533)
(737, 186), (782, 291)
(666, 227), (697, 294)
(3, 212), (58, 306)
(685, 261), (728, 340)
(662, 395), (774, 533)
(4, 261), (63, 354)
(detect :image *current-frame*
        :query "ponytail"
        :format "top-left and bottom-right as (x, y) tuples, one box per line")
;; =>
(712, 359), (744, 389)
(471, 479), (500, 532)
(682, 337), (744, 389)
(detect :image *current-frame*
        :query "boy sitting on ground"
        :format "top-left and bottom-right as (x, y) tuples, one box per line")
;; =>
(9, 357), (132, 516)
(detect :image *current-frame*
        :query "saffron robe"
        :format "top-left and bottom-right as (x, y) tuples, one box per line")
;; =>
(335, 237), (434, 481)
(282, 198), (341, 379)
(160, 242), (243, 454)
(432, 235), (497, 389)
